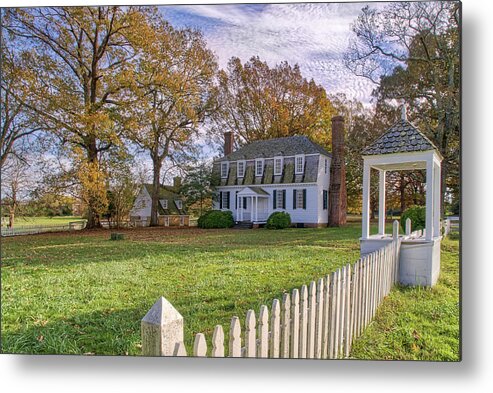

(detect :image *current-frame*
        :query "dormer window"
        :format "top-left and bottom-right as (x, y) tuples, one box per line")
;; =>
(295, 155), (305, 174)
(237, 160), (245, 178)
(175, 200), (183, 210)
(159, 199), (168, 209)
(274, 157), (283, 176)
(255, 159), (264, 177)
(221, 162), (229, 178)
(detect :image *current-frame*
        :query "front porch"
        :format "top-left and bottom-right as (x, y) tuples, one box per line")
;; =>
(235, 187), (270, 224)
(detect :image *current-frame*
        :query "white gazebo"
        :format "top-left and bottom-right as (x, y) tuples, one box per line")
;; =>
(360, 106), (443, 286)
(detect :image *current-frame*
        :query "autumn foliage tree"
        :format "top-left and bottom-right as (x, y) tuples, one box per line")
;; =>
(124, 19), (218, 226)
(5, 6), (155, 228)
(212, 56), (336, 149)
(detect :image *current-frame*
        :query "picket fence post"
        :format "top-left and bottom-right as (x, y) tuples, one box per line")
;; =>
(141, 296), (184, 356)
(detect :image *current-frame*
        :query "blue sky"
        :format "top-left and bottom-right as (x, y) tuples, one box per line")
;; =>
(159, 2), (382, 104)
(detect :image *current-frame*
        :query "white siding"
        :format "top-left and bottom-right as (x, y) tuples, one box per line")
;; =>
(317, 155), (331, 224)
(130, 187), (152, 219)
(215, 184), (320, 224)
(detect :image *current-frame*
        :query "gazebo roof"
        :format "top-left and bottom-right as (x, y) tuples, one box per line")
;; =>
(362, 119), (439, 156)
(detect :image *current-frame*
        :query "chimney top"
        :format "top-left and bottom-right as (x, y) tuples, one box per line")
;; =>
(224, 132), (234, 156)
(401, 104), (408, 121)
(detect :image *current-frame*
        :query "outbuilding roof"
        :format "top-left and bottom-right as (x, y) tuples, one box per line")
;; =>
(362, 120), (439, 156)
(143, 184), (187, 215)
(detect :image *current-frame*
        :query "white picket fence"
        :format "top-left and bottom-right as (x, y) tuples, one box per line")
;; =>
(0, 221), (87, 237)
(141, 222), (402, 359)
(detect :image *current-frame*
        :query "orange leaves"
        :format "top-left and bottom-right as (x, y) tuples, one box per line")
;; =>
(213, 56), (336, 145)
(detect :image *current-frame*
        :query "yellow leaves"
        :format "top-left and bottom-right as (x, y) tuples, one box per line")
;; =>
(76, 159), (109, 218)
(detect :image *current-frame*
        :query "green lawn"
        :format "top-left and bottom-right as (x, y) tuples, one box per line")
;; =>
(1, 225), (362, 355)
(1, 223), (459, 359)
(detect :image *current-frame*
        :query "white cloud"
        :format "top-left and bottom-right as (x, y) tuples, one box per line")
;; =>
(162, 2), (384, 104)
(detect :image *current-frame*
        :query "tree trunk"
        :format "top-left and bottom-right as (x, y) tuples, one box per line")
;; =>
(150, 157), (162, 227)
(399, 172), (406, 213)
(85, 142), (101, 229)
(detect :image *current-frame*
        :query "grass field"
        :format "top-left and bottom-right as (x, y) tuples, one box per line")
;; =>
(1, 222), (459, 359)
(2, 216), (86, 227)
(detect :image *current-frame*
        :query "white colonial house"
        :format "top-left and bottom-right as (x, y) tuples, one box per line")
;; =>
(212, 133), (332, 227)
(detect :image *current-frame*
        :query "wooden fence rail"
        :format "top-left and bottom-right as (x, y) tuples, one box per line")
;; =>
(142, 221), (402, 359)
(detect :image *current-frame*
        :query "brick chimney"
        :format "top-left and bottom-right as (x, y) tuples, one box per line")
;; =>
(173, 176), (182, 190)
(224, 132), (234, 156)
(329, 116), (347, 227)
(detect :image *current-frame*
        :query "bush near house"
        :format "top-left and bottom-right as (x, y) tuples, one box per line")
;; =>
(401, 206), (426, 231)
(197, 210), (234, 228)
(266, 211), (291, 229)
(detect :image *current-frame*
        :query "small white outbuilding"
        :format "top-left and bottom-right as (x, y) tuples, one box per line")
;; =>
(360, 106), (443, 286)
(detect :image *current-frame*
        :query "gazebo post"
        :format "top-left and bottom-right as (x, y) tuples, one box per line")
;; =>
(362, 161), (371, 239)
(425, 157), (434, 241)
(378, 170), (386, 236)
(433, 161), (441, 238)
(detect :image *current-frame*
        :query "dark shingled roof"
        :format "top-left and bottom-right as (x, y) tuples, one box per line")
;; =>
(362, 120), (438, 156)
(143, 184), (187, 215)
(219, 135), (331, 161)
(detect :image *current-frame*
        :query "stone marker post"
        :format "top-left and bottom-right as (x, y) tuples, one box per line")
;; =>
(141, 296), (184, 356)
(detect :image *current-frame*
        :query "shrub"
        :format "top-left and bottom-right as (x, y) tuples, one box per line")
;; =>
(401, 206), (426, 232)
(197, 210), (234, 229)
(266, 211), (291, 229)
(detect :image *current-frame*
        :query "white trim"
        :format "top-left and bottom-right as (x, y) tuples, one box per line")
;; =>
(216, 182), (318, 189)
(255, 158), (264, 177)
(159, 199), (168, 209)
(221, 162), (229, 178)
(295, 154), (305, 174)
(174, 200), (183, 210)
(237, 160), (246, 178)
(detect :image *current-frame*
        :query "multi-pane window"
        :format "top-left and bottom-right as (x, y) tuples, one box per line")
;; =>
(237, 161), (245, 178)
(255, 159), (264, 176)
(175, 200), (183, 210)
(323, 190), (328, 210)
(293, 189), (306, 209)
(221, 192), (230, 209)
(296, 190), (304, 208)
(180, 216), (185, 226)
(160, 199), (168, 209)
(274, 157), (283, 175)
(295, 155), (304, 174)
(273, 190), (286, 209)
(221, 162), (229, 178)
(324, 158), (328, 174)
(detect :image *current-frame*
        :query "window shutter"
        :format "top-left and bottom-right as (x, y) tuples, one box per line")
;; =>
(219, 191), (223, 209)
(226, 191), (230, 209)
(273, 190), (277, 209)
(303, 189), (307, 209)
(282, 190), (286, 209)
(293, 189), (297, 210)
